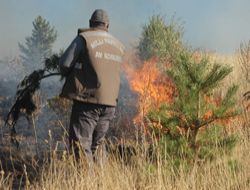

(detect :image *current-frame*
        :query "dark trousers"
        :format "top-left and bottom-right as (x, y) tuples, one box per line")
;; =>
(69, 101), (115, 161)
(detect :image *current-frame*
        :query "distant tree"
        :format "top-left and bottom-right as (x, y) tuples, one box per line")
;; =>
(19, 16), (57, 72)
(138, 15), (184, 64)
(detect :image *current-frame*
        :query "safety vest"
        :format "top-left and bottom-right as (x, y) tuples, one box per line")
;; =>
(60, 29), (125, 106)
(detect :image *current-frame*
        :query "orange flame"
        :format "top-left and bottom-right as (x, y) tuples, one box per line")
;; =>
(124, 58), (236, 129)
(203, 95), (235, 126)
(124, 58), (175, 122)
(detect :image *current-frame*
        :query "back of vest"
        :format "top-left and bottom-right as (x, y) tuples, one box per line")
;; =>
(80, 30), (124, 106)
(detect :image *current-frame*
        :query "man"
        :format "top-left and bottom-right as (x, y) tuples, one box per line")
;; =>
(59, 9), (124, 161)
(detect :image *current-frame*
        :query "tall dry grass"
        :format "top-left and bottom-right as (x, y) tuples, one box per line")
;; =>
(29, 54), (250, 190)
(209, 52), (249, 97)
(1, 125), (250, 190)
(1, 54), (250, 190)
(23, 125), (249, 190)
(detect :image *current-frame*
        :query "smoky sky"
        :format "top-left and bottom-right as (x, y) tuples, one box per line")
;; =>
(1, 0), (250, 59)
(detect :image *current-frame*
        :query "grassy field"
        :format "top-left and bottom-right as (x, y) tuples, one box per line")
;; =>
(1, 53), (250, 190)
(1, 125), (248, 190)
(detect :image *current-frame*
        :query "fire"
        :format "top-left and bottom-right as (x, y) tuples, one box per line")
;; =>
(124, 57), (235, 128)
(203, 95), (235, 126)
(124, 58), (175, 122)
(202, 110), (213, 120)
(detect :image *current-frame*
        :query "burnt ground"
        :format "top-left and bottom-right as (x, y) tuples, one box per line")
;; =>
(0, 105), (68, 189)
(0, 79), (67, 189)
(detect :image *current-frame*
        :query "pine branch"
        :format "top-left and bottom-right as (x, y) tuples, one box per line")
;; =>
(201, 64), (232, 93)
(179, 55), (198, 84)
(197, 112), (238, 129)
(4, 52), (62, 147)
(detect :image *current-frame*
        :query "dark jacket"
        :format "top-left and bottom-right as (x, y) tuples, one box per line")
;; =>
(60, 28), (124, 106)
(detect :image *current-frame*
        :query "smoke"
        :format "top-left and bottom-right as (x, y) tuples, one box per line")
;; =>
(0, 56), (64, 155)
(0, 51), (139, 155)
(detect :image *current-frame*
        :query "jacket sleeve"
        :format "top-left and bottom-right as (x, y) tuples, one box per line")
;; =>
(59, 36), (85, 76)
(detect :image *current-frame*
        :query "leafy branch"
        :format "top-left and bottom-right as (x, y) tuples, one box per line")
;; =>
(4, 54), (62, 147)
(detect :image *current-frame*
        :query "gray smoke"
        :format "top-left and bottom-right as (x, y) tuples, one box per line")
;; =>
(0, 53), (140, 157)
(0, 57), (65, 155)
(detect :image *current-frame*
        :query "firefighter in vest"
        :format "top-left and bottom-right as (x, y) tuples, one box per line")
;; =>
(59, 9), (125, 161)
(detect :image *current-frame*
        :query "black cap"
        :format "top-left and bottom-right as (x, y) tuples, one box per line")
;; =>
(90, 9), (109, 24)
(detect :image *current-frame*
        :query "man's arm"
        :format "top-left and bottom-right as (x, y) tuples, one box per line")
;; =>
(59, 36), (85, 76)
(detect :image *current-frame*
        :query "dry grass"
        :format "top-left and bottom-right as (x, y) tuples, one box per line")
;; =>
(14, 130), (243, 190)
(0, 171), (13, 189)
(209, 53), (249, 97)
(15, 125), (248, 190)
(1, 53), (250, 189)
(1, 137), (249, 189)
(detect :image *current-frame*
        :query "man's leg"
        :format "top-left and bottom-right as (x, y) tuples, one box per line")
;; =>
(69, 101), (99, 161)
(91, 106), (116, 161)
